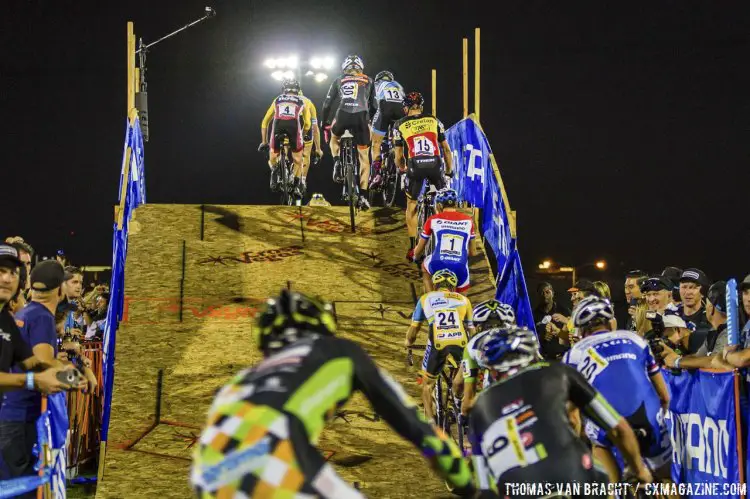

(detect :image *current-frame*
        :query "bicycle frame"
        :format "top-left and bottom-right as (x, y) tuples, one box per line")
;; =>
(340, 130), (358, 232)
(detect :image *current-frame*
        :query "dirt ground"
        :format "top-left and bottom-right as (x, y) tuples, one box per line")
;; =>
(95, 204), (496, 499)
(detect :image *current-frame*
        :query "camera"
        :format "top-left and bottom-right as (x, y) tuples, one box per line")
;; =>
(645, 311), (665, 336)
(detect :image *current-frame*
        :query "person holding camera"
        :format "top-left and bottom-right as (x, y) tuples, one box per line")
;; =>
(533, 282), (571, 359)
(661, 281), (731, 370)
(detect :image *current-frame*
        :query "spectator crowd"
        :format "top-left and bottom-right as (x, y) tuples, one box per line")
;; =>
(0, 236), (109, 494)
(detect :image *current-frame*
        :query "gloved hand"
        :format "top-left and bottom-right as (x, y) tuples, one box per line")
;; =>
(323, 125), (332, 145)
(406, 248), (415, 262)
(258, 143), (270, 154)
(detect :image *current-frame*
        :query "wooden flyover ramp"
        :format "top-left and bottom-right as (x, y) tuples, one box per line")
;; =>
(95, 204), (496, 499)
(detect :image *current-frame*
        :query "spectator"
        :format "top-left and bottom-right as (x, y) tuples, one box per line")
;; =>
(742, 274), (750, 342)
(552, 279), (599, 345)
(5, 237), (33, 291)
(663, 281), (730, 370)
(61, 266), (86, 335)
(623, 269), (647, 331)
(678, 268), (712, 334)
(84, 292), (108, 340)
(661, 266), (683, 308)
(0, 245), (70, 395)
(723, 274), (750, 367)
(594, 281), (618, 329)
(662, 313), (704, 355)
(0, 260), (73, 490)
(640, 276), (673, 314)
(533, 282), (570, 359)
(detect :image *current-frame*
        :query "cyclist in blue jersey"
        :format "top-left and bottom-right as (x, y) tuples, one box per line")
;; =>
(563, 296), (672, 483)
(369, 71), (405, 189)
(407, 188), (477, 293)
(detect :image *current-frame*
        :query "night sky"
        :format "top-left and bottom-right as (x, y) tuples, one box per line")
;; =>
(2, 1), (748, 302)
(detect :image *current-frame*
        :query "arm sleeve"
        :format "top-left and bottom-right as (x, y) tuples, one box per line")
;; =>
(437, 119), (446, 142)
(349, 342), (474, 489)
(308, 101), (318, 126)
(320, 80), (339, 125)
(712, 330), (729, 355)
(12, 324), (33, 365)
(695, 340), (708, 357)
(261, 103), (275, 129)
(469, 221), (476, 239)
(28, 315), (57, 350)
(411, 299), (426, 324)
(302, 103), (312, 132)
(393, 123), (404, 147)
(368, 80), (377, 117)
(644, 344), (660, 376)
(462, 343), (479, 381)
(564, 364), (621, 432)
(420, 216), (433, 240)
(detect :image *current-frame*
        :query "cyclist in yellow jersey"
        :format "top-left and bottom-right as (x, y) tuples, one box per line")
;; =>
(405, 269), (475, 423)
(299, 91), (323, 195)
(259, 79), (312, 195)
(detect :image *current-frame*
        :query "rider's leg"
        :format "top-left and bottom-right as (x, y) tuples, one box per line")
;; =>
(422, 375), (437, 423)
(422, 258), (434, 293)
(592, 445), (621, 484)
(292, 150), (303, 178)
(358, 146), (371, 190)
(269, 150), (280, 169)
(330, 134), (341, 158)
(371, 133), (384, 165)
(302, 141), (312, 178)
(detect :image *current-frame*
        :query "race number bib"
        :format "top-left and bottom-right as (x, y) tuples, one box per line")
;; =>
(439, 234), (464, 259)
(434, 309), (463, 346)
(577, 347), (609, 383)
(481, 415), (544, 480)
(341, 82), (359, 100)
(413, 136), (436, 156)
(278, 103), (298, 119)
(385, 88), (402, 102)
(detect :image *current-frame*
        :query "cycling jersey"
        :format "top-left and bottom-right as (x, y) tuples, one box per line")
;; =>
(393, 113), (445, 160)
(374, 80), (405, 103)
(461, 329), (491, 386)
(192, 335), (474, 497)
(412, 291), (473, 350)
(320, 73), (376, 124)
(563, 330), (671, 469)
(261, 94), (312, 153)
(421, 211), (475, 292)
(469, 362), (617, 496)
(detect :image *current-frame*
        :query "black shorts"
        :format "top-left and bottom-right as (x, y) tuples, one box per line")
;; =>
(331, 111), (370, 147)
(270, 119), (303, 153)
(405, 156), (445, 200)
(422, 343), (463, 379)
(372, 101), (405, 135)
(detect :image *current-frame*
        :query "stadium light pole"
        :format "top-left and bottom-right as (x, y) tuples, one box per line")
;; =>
(538, 259), (607, 287)
(264, 55), (335, 85)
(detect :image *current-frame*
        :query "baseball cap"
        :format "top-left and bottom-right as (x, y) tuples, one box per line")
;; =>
(740, 274), (750, 292)
(661, 267), (683, 286)
(680, 268), (709, 287)
(568, 279), (597, 295)
(640, 276), (672, 292)
(707, 281), (727, 313)
(30, 260), (65, 291)
(0, 244), (22, 269)
(625, 269), (648, 278)
(663, 313), (688, 329)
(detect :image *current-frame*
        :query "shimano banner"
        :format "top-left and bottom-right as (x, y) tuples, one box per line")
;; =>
(445, 116), (535, 331)
(663, 369), (745, 498)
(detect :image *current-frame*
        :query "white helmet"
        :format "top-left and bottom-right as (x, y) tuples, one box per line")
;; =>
(572, 295), (614, 327)
(473, 300), (516, 326)
(341, 55), (364, 72)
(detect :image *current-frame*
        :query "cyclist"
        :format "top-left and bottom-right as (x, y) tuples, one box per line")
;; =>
(369, 70), (405, 189)
(299, 89), (323, 197)
(562, 295), (671, 484)
(459, 300), (516, 415)
(321, 55), (377, 210)
(191, 290), (477, 498)
(469, 325), (653, 497)
(407, 188), (476, 293)
(259, 79), (312, 197)
(404, 269), (475, 423)
(393, 91), (454, 250)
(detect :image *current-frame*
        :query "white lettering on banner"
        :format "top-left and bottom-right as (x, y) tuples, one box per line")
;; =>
(493, 189), (510, 256)
(465, 144), (485, 187)
(665, 411), (729, 479)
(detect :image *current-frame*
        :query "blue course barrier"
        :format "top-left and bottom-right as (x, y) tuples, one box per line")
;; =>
(445, 115), (535, 332)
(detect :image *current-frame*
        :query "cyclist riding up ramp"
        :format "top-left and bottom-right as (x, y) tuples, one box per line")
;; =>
(369, 70), (405, 189)
(404, 269), (475, 424)
(192, 290), (477, 498)
(408, 188), (476, 293)
(393, 91), (454, 249)
(321, 55), (377, 210)
(259, 79), (312, 197)
(563, 295), (672, 483)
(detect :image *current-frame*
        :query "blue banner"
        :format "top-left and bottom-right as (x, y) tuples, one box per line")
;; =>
(664, 369), (744, 498)
(102, 117), (146, 444)
(445, 117), (535, 332)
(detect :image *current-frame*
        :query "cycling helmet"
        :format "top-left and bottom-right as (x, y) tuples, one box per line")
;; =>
(254, 289), (337, 354)
(403, 91), (424, 109)
(375, 71), (394, 82)
(473, 300), (516, 327)
(341, 55), (364, 72)
(476, 326), (538, 372)
(432, 269), (458, 289)
(434, 188), (458, 208)
(572, 295), (614, 328)
(282, 78), (301, 94)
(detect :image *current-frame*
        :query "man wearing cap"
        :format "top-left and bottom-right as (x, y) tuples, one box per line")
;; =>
(661, 266), (683, 309)
(663, 281), (731, 369)
(641, 276), (673, 314)
(0, 260), (82, 488)
(678, 268), (711, 335)
(661, 313), (704, 356)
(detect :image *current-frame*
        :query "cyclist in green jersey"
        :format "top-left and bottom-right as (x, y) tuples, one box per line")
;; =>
(191, 290), (477, 498)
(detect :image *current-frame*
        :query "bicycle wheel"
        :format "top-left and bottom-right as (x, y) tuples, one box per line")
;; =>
(432, 374), (444, 429)
(343, 139), (356, 231)
(278, 154), (288, 206)
(383, 156), (399, 207)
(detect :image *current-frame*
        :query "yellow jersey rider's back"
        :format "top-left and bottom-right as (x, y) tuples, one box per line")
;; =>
(261, 90), (312, 153)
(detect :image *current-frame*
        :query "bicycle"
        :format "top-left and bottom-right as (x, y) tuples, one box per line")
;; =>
(271, 132), (295, 206)
(416, 182), (438, 254)
(369, 125), (400, 208)
(339, 129), (359, 231)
